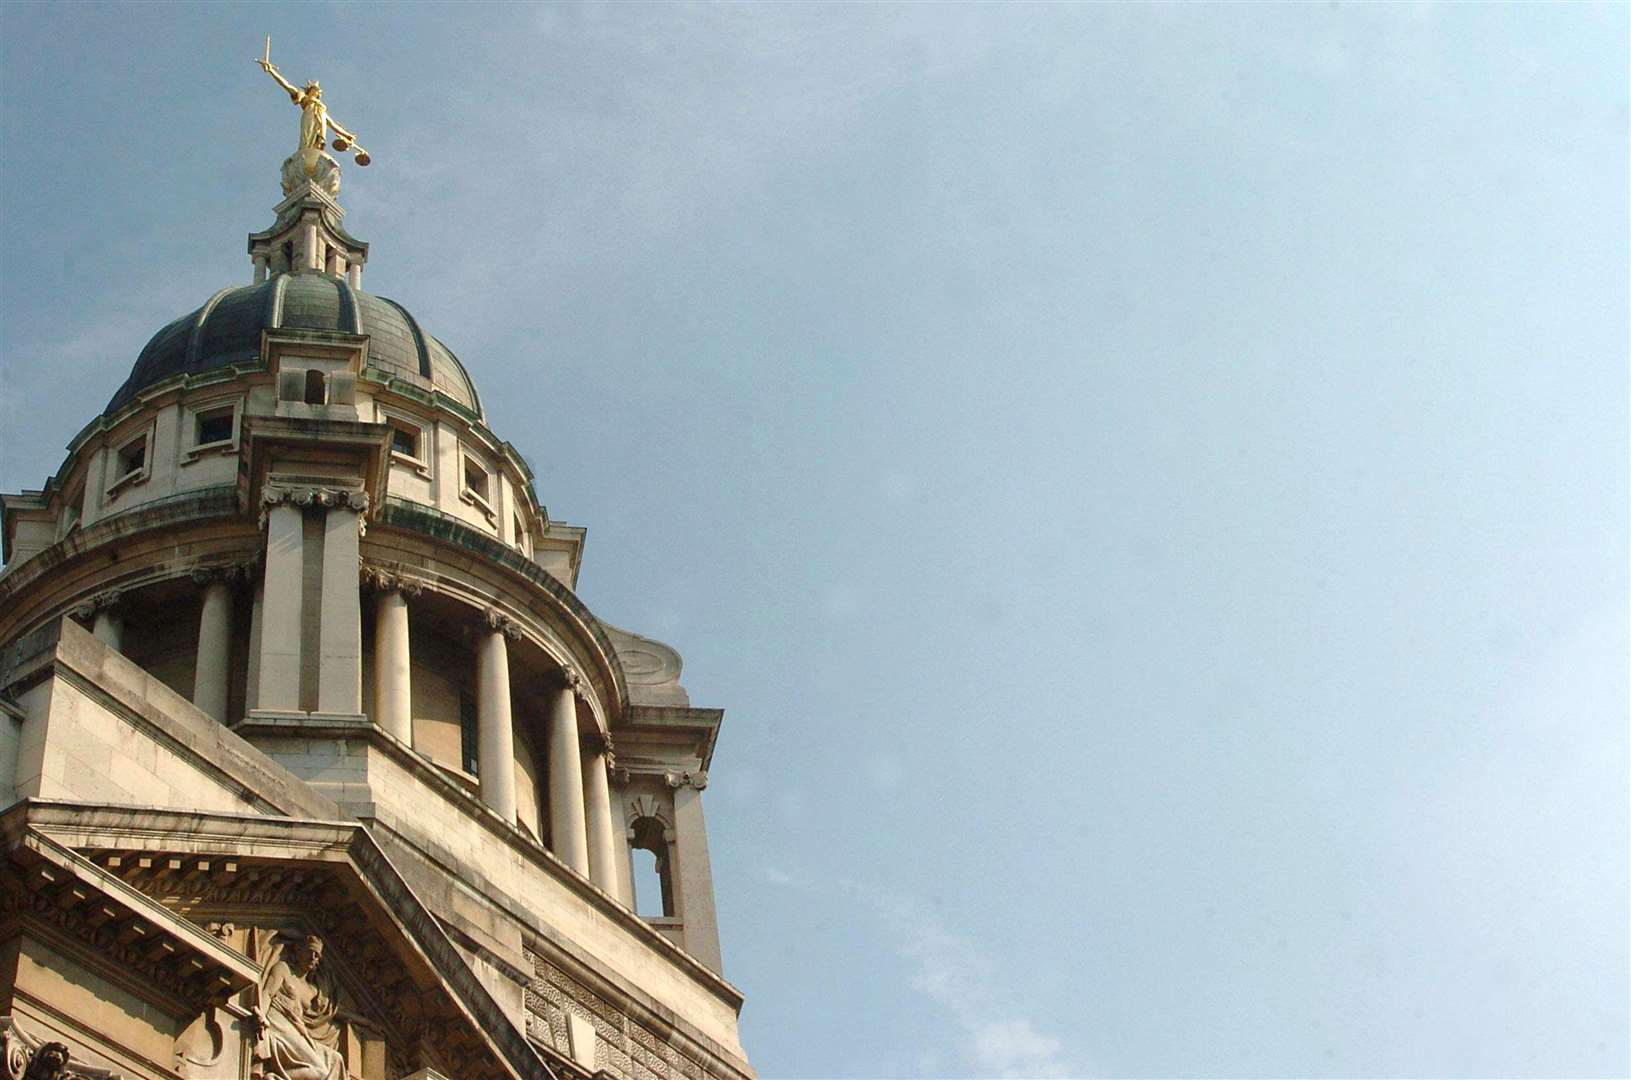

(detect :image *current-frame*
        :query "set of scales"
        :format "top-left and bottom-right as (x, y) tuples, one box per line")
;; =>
(254, 37), (374, 196)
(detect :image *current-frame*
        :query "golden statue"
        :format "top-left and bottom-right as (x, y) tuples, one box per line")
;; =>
(255, 37), (371, 168)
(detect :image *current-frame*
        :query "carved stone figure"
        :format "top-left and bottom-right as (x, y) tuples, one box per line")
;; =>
(251, 933), (346, 1080)
(20, 1044), (71, 1080)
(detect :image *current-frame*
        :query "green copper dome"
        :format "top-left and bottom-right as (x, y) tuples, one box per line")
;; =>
(107, 270), (482, 418)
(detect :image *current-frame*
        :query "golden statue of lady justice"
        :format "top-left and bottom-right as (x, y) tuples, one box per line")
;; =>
(254, 37), (371, 168)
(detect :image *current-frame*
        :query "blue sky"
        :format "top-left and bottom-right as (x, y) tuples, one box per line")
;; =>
(1, 4), (1626, 1077)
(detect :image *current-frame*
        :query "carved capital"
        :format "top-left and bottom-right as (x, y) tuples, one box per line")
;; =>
(584, 730), (615, 759)
(260, 483), (369, 534)
(188, 561), (251, 588)
(557, 668), (583, 696)
(663, 769), (708, 791)
(610, 765), (631, 786)
(484, 608), (522, 640)
(71, 588), (123, 621)
(361, 562), (427, 598)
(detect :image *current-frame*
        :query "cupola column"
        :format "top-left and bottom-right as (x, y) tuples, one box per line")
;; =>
(299, 221), (321, 271)
(90, 611), (123, 653)
(476, 613), (519, 822)
(252, 251), (268, 284)
(370, 576), (415, 745)
(582, 735), (622, 899)
(548, 674), (591, 876)
(316, 502), (364, 714)
(257, 501), (305, 710)
(192, 574), (235, 721)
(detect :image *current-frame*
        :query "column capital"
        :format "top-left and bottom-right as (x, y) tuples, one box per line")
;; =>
(664, 769), (708, 792)
(361, 561), (426, 597)
(584, 730), (616, 770)
(72, 588), (124, 620)
(259, 483), (369, 534)
(484, 607), (522, 640)
(188, 560), (255, 587)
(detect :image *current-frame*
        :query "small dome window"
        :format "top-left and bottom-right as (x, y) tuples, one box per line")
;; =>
(303, 369), (327, 405)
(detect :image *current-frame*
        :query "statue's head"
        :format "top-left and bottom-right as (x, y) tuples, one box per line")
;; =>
(298, 933), (324, 972)
(304, 80), (322, 99)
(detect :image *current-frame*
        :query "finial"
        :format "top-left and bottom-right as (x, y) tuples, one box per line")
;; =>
(254, 37), (372, 198)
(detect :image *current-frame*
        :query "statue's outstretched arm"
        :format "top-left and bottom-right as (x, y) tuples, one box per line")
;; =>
(258, 60), (301, 102)
(327, 113), (358, 142)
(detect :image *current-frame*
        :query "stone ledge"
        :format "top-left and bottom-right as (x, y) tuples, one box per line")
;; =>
(233, 711), (746, 1014)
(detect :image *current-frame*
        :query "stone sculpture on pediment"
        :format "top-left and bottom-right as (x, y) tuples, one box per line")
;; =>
(250, 930), (347, 1080)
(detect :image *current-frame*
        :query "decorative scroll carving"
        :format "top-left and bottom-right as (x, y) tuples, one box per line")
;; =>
(663, 770), (707, 792)
(484, 608), (522, 640)
(0, 1018), (121, 1080)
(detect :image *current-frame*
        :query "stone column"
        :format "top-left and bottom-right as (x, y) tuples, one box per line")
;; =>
(348, 263), (363, 289)
(252, 252), (268, 284)
(582, 735), (621, 898)
(192, 575), (234, 720)
(246, 582), (264, 712)
(316, 500), (364, 714)
(548, 674), (590, 875)
(476, 612), (518, 822)
(91, 609), (123, 653)
(300, 222), (320, 271)
(257, 501), (304, 711)
(371, 581), (414, 744)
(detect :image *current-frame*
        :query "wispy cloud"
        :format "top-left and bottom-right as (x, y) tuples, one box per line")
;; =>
(761, 866), (1081, 1077)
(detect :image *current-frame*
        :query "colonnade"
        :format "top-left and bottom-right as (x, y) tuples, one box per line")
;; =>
(80, 498), (626, 901)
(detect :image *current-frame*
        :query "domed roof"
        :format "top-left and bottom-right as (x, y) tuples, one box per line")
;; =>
(106, 271), (482, 417)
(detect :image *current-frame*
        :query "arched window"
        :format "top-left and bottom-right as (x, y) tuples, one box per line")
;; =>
(303, 369), (326, 405)
(629, 815), (675, 918)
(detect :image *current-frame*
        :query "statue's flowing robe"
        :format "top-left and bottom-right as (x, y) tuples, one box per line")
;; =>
(253, 932), (346, 1080)
(299, 95), (328, 151)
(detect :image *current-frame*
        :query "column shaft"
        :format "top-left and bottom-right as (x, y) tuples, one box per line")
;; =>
(192, 580), (234, 720)
(476, 630), (517, 821)
(91, 611), (123, 653)
(257, 502), (304, 710)
(246, 583), (263, 712)
(582, 748), (621, 897)
(316, 506), (362, 714)
(372, 589), (413, 744)
(548, 685), (590, 875)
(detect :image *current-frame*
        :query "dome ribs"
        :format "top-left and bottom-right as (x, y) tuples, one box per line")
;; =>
(183, 287), (236, 372)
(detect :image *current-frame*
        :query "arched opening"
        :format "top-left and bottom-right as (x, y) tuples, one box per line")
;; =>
(303, 369), (327, 405)
(629, 816), (675, 918)
(280, 239), (294, 271)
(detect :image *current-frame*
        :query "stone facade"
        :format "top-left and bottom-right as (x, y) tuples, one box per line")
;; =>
(0, 154), (751, 1079)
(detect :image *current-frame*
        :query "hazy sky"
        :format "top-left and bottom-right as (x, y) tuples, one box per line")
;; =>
(1, 4), (1626, 1078)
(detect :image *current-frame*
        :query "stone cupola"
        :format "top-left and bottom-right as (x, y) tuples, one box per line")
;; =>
(246, 150), (369, 285)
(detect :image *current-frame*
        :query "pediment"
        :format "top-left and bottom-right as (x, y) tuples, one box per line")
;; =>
(0, 801), (565, 1080)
